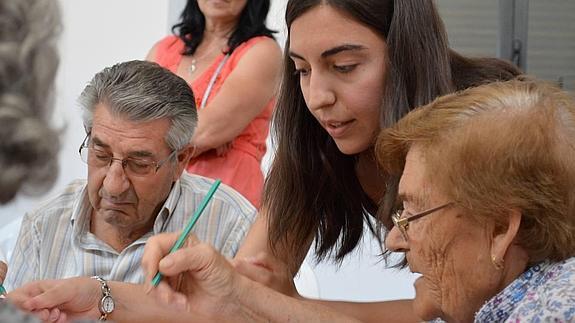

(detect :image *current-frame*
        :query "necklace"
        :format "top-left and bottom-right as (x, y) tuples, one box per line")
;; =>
(188, 42), (224, 76)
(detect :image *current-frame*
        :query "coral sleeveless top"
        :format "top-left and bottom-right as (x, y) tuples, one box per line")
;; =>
(154, 35), (274, 208)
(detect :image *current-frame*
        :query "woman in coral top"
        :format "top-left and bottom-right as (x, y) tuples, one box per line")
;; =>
(147, 0), (281, 208)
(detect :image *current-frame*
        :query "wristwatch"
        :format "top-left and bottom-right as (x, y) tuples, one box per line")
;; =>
(91, 276), (115, 321)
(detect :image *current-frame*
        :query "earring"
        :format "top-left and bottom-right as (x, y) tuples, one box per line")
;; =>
(491, 255), (504, 270)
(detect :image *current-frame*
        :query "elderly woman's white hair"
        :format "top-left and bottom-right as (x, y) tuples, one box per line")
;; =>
(0, 0), (61, 203)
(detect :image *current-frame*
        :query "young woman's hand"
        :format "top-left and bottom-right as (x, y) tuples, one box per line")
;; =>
(232, 253), (301, 298)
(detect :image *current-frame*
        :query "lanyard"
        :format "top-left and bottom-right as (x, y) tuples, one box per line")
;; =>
(199, 54), (230, 109)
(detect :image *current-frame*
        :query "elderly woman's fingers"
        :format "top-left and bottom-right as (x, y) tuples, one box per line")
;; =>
(165, 233), (201, 293)
(142, 231), (182, 282)
(150, 281), (190, 312)
(142, 232), (202, 288)
(158, 242), (223, 277)
(158, 242), (237, 298)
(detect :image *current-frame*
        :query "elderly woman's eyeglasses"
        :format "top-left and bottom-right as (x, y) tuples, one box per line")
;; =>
(391, 202), (452, 241)
(78, 133), (177, 177)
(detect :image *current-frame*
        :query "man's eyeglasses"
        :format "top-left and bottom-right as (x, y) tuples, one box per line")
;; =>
(78, 133), (178, 177)
(391, 202), (452, 241)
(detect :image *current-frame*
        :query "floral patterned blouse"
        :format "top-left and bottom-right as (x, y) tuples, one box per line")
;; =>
(475, 256), (575, 322)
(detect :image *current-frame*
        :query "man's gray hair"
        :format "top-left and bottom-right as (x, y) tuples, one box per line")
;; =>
(0, 0), (61, 204)
(78, 60), (197, 151)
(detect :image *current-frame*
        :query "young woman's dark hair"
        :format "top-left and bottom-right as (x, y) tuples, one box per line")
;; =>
(264, 0), (522, 273)
(172, 0), (275, 55)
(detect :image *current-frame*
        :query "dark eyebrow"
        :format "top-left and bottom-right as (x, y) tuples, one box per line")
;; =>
(321, 44), (366, 58)
(90, 136), (155, 159)
(289, 44), (367, 60)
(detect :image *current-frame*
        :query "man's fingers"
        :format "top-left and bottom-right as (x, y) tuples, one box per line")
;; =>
(25, 280), (73, 311)
(9, 280), (53, 309)
(48, 307), (62, 322)
(30, 309), (50, 321)
(54, 310), (68, 323)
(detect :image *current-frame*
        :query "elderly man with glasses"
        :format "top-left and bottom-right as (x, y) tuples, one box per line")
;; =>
(4, 60), (256, 293)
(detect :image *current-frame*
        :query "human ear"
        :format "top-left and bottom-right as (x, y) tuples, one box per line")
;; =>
(173, 145), (193, 180)
(490, 209), (522, 267)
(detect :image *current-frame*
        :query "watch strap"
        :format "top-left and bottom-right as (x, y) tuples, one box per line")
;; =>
(91, 276), (113, 321)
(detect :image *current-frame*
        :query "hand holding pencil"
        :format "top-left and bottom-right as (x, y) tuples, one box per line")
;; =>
(141, 179), (242, 315)
(142, 233), (240, 316)
(149, 179), (221, 287)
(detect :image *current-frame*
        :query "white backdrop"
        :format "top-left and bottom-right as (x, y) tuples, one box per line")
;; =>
(0, 0), (416, 303)
(0, 1), (168, 227)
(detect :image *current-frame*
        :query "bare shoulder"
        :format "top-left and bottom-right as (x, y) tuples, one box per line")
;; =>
(251, 37), (282, 53)
(240, 37), (282, 65)
(145, 41), (160, 61)
(146, 36), (179, 61)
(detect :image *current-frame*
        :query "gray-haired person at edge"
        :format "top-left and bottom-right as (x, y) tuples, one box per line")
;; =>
(0, 0), (61, 321)
(6, 0), (527, 322)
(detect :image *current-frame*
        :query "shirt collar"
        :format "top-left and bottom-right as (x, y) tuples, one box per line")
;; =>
(474, 260), (557, 322)
(70, 184), (91, 229)
(153, 179), (182, 234)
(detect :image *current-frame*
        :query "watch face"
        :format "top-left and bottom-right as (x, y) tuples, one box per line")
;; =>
(102, 295), (115, 313)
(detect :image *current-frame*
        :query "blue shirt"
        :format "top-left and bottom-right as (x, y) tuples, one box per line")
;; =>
(475, 257), (575, 322)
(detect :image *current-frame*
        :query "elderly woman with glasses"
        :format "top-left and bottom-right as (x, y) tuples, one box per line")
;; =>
(377, 79), (575, 322)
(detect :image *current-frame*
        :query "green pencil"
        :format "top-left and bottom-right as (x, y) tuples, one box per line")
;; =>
(151, 179), (221, 287)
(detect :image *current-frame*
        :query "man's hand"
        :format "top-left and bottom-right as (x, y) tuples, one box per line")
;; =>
(8, 277), (101, 322)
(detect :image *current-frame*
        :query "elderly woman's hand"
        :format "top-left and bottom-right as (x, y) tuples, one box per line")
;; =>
(142, 232), (243, 319)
